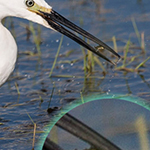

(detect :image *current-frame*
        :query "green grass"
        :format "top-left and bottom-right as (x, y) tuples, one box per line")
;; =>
(29, 22), (42, 55)
(112, 36), (118, 53)
(115, 18), (149, 73)
(49, 35), (64, 78)
(15, 82), (20, 95)
(131, 17), (146, 53)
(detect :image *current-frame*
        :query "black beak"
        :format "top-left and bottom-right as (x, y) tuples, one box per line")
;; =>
(39, 9), (120, 65)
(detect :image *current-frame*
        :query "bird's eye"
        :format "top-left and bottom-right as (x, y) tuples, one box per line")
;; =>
(25, 0), (35, 7)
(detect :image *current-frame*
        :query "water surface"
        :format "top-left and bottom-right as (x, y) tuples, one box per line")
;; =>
(0, 0), (150, 149)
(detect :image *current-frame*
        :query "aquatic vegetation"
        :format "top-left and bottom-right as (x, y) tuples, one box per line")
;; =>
(29, 22), (42, 55)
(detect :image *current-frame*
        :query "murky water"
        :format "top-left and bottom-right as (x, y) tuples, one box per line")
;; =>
(0, 0), (150, 149)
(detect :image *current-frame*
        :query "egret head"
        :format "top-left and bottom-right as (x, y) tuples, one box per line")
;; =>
(0, 0), (52, 28)
(0, 0), (120, 64)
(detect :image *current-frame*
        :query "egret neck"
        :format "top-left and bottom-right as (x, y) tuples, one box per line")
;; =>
(0, 22), (17, 86)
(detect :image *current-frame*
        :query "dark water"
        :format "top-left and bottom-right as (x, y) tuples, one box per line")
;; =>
(0, 0), (150, 149)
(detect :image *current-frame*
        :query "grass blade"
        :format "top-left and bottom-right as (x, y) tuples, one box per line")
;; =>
(49, 35), (64, 77)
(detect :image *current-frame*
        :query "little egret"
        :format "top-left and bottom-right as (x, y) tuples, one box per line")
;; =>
(0, 0), (120, 86)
